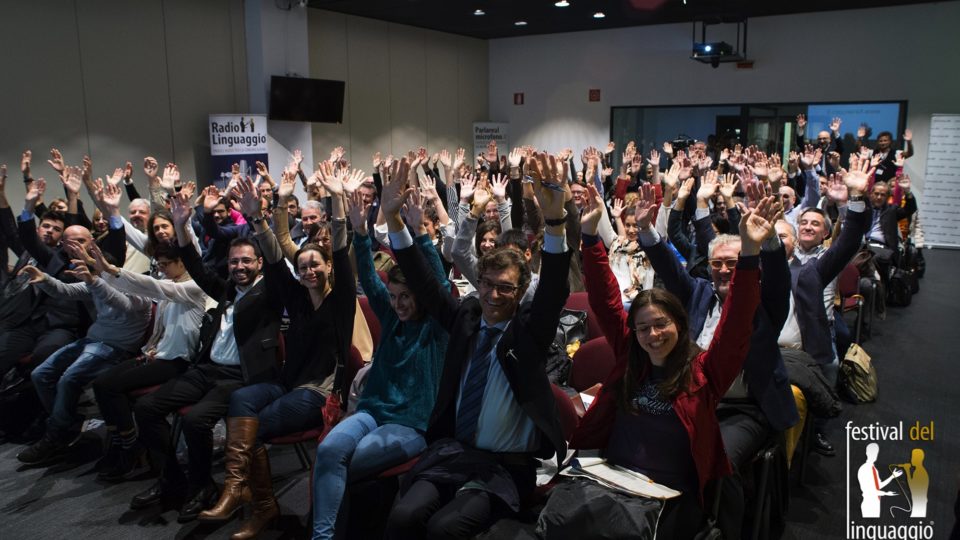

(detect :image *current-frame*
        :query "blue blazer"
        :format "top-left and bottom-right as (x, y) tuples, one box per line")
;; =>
(645, 237), (799, 431)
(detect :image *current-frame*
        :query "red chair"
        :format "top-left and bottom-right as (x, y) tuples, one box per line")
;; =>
(564, 292), (602, 342)
(376, 270), (388, 285)
(568, 337), (616, 393)
(270, 343), (363, 471)
(837, 264), (865, 344)
(358, 296), (381, 349)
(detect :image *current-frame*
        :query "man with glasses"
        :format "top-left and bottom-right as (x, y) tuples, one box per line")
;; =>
(130, 193), (284, 523)
(384, 155), (572, 539)
(637, 188), (797, 539)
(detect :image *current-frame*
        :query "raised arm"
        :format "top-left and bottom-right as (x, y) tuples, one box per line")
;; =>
(636, 184), (698, 305)
(170, 191), (227, 299)
(350, 194), (392, 320)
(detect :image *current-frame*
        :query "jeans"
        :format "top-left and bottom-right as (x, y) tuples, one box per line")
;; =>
(31, 338), (129, 440)
(227, 382), (326, 441)
(312, 412), (426, 540)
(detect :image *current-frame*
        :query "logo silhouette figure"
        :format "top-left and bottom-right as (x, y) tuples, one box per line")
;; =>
(857, 442), (903, 518)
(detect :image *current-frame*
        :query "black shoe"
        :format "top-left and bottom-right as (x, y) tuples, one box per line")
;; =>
(812, 432), (836, 457)
(177, 484), (220, 523)
(17, 435), (68, 465)
(99, 446), (148, 482)
(130, 478), (186, 510)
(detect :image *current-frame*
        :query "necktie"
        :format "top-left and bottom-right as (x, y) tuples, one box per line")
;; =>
(455, 327), (502, 444)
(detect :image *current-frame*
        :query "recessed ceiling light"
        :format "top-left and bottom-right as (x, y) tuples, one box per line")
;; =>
(474, 9), (485, 16)
(515, 20), (527, 26)
(593, 11), (605, 18)
(555, 1), (570, 6)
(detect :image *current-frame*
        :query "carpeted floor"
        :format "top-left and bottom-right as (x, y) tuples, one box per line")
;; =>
(0, 249), (957, 540)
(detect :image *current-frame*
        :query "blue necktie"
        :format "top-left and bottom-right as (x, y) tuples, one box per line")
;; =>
(455, 327), (502, 444)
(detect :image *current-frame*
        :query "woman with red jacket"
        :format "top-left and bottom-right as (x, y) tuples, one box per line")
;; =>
(570, 184), (778, 538)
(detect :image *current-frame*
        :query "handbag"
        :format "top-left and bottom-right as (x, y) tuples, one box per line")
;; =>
(839, 344), (878, 403)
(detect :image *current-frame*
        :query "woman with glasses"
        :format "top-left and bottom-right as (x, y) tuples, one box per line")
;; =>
(196, 170), (356, 540)
(565, 184), (774, 539)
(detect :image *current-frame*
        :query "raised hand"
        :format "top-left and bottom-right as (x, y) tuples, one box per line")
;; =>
(610, 197), (625, 219)
(894, 150), (905, 168)
(201, 185), (222, 213)
(87, 242), (118, 277)
(903, 129), (912, 142)
(419, 174), (440, 202)
(485, 140), (498, 163)
(634, 183), (657, 230)
(143, 156), (159, 180)
(649, 149), (661, 168)
(842, 154), (875, 196)
(26, 178), (47, 206)
(605, 141), (616, 155)
(662, 162), (681, 191)
(452, 148), (465, 171)
(329, 145), (345, 163)
(62, 166), (83, 195)
(181, 181), (197, 201)
(898, 174), (912, 194)
(21, 150), (31, 178)
(857, 124), (867, 139)
(662, 141), (674, 155)
(372, 152), (382, 170)
(677, 177), (695, 201)
(787, 151), (799, 174)
(826, 173), (848, 205)
(677, 155), (694, 181)
(800, 145), (821, 170)
(316, 161), (344, 197)
(169, 190), (194, 227)
(101, 182), (122, 215)
(105, 167), (124, 186)
(402, 190), (426, 232)
(438, 149), (452, 170)
(719, 173), (739, 199)
(64, 258), (95, 284)
(123, 161), (134, 182)
(830, 116), (842, 133)
(160, 163), (179, 192)
(532, 152), (568, 221)
(291, 149), (304, 170)
(82, 155), (93, 188)
(384, 153), (395, 170)
(341, 168), (366, 195)
(459, 173), (477, 202)
(48, 148), (65, 173)
(347, 191), (370, 235)
(508, 147), (522, 169)
(235, 176), (262, 217)
(490, 173), (508, 202)
(381, 158), (414, 219)
(471, 187), (491, 214)
(580, 184), (605, 235)
(278, 167), (297, 200)
(697, 170), (719, 201)
(738, 195), (778, 255)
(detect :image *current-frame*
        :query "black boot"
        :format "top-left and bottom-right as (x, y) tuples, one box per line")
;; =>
(130, 476), (187, 510)
(99, 445), (149, 482)
(17, 434), (68, 465)
(178, 483), (220, 523)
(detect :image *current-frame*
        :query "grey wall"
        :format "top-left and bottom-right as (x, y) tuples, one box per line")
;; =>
(307, 10), (488, 168)
(0, 0), (248, 207)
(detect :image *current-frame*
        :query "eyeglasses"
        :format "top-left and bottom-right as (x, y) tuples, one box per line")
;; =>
(708, 258), (739, 271)
(478, 278), (519, 296)
(155, 259), (176, 268)
(635, 319), (674, 334)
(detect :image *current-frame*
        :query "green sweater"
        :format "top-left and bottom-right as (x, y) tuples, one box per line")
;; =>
(354, 233), (450, 431)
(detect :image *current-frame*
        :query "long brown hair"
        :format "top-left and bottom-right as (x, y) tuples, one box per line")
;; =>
(618, 288), (700, 412)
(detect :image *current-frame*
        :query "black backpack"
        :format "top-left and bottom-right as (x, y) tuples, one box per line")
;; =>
(886, 268), (913, 307)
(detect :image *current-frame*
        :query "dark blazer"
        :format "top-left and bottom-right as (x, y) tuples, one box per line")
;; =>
(871, 194), (917, 251)
(645, 237), (799, 431)
(15, 214), (127, 330)
(394, 241), (572, 460)
(181, 243), (284, 385)
(791, 207), (870, 367)
(199, 210), (251, 278)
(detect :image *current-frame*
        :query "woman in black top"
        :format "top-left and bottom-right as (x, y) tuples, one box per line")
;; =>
(199, 172), (355, 540)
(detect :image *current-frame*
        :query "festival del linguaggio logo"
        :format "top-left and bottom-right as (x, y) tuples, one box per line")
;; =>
(846, 419), (937, 539)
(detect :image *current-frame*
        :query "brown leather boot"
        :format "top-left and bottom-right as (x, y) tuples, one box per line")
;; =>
(231, 445), (278, 540)
(199, 417), (258, 522)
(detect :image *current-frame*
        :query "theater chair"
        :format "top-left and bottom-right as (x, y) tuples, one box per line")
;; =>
(564, 292), (603, 342)
(568, 337), (616, 393)
(837, 264), (865, 344)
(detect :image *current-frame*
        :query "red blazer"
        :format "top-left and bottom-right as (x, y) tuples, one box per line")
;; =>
(570, 239), (760, 500)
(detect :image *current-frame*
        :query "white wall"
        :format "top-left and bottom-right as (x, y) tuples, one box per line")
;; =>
(307, 10), (488, 168)
(0, 0), (248, 206)
(489, 3), (960, 196)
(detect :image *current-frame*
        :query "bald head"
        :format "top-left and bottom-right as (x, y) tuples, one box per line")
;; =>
(63, 225), (93, 250)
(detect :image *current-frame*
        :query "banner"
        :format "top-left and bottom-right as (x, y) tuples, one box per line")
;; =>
(209, 114), (269, 189)
(921, 114), (960, 249)
(473, 122), (509, 165)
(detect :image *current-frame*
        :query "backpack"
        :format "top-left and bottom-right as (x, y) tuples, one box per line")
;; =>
(545, 309), (588, 387)
(886, 268), (913, 307)
(839, 344), (878, 403)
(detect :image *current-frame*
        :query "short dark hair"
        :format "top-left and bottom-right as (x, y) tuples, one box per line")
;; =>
(877, 131), (893, 140)
(799, 207), (833, 237)
(477, 246), (531, 294)
(228, 237), (262, 258)
(152, 242), (182, 262)
(40, 210), (66, 226)
(496, 229), (529, 252)
(709, 212), (733, 235)
(475, 219), (502, 255)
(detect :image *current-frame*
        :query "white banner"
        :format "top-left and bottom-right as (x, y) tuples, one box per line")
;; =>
(921, 114), (960, 248)
(209, 114), (268, 156)
(473, 122), (509, 164)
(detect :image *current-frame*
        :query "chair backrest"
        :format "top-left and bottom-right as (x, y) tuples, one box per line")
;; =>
(564, 291), (603, 341)
(568, 336), (617, 392)
(345, 345), (365, 391)
(358, 296), (381, 348)
(837, 264), (860, 297)
(551, 384), (580, 441)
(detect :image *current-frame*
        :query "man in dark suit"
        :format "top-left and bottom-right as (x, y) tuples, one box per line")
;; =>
(383, 156), (571, 539)
(865, 176), (917, 293)
(130, 191), (284, 523)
